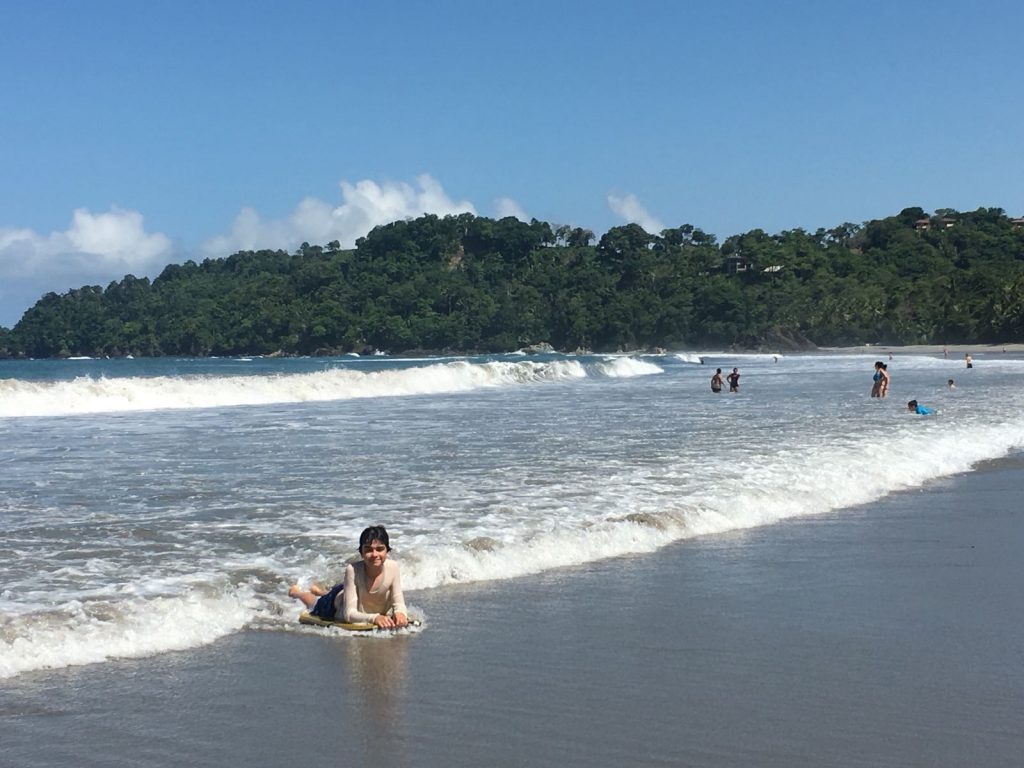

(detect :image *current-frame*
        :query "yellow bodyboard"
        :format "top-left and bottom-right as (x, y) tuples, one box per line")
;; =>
(298, 611), (377, 631)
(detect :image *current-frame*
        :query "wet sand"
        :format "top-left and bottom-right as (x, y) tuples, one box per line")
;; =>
(3, 460), (1023, 767)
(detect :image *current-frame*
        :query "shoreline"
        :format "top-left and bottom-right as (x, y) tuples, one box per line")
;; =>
(814, 342), (1023, 355)
(4, 459), (1022, 767)
(2, 341), (1023, 363)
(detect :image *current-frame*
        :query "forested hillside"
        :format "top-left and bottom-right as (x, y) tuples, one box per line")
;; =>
(2, 206), (1023, 358)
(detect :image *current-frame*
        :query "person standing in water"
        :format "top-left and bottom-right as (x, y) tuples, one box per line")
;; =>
(871, 361), (890, 398)
(727, 368), (740, 392)
(288, 525), (409, 629)
(711, 368), (724, 393)
(965, 353), (973, 369)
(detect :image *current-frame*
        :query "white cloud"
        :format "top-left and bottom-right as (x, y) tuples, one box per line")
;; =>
(0, 208), (172, 280)
(0, 208), (174, 326)
(66, 208), (172, 265)
(494, 196), (529, 221)
(202, 174), (477, 256)
(607, 192), (664, 234)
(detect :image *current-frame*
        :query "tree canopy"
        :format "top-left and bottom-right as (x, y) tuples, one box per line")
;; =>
(3, 207), (1022, 359)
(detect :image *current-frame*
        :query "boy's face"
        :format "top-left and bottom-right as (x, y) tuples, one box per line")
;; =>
(361, 539), (389, 568)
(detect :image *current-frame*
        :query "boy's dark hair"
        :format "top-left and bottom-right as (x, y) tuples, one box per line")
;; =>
(907, 400), (918, 408)
(359, 525), (391, 552)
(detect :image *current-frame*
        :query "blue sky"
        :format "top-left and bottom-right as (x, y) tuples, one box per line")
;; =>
(2, 0), (1022, 327)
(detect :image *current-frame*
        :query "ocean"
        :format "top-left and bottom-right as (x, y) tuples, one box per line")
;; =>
(2, 349), (1022, 681)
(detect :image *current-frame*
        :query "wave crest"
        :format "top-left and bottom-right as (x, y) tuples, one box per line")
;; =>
(0, 589), (254, 679)
(0, 359), (588, 418)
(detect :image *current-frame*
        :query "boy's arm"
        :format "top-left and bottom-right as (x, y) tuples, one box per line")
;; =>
(389, 561), (407, 617)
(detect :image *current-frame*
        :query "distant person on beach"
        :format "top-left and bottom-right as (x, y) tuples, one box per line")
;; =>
(711, 368), (724, 393)
(907, 400), (935, 416)
(727, 368), (740, 392)
(871, 362), (890, 398)
(965, 353), (973, 369)
(288, 525), (409, 629)
(943, 346), (948, 358)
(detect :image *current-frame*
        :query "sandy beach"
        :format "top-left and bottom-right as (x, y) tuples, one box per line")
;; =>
(816, 343), (1024, 356)
(3, 456), (1022, 767)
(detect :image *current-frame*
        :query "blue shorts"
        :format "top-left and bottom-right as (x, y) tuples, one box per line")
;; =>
(310, 583), (344, 619)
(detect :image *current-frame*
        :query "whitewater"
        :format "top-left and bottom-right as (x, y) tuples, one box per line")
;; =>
(2, 350), (1022, 679)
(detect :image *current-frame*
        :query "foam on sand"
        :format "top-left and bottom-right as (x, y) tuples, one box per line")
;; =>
(0, 589), (255, 679)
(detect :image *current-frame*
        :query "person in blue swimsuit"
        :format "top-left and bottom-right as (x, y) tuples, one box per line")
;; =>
(907, 400), (935, 415)
(871, 361), (890, 398)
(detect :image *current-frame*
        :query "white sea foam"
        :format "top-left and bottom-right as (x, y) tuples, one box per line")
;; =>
(593, 357), (663, 377)
(0, 589), (255, 679)
(0, 359), (587, 418)
(3, 351), (1023, 680)
(3, 414), (1022, 679)
(674, 352), (706, 364)
(397, 415), (1024, 591)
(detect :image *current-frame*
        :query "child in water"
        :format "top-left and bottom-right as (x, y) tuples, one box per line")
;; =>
(907, 400), (935, 416)
(288, 525), (409, 629)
